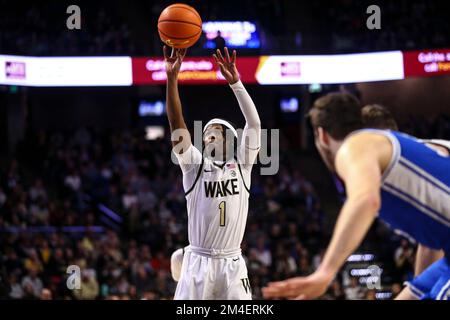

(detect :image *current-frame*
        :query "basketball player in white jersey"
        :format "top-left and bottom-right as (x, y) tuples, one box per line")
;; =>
(163, 46), (261, 299)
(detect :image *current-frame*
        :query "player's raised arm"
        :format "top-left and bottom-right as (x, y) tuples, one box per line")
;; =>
(164, 46), (191, 151)
(213, 48), (261, 165)
(262, 134), (384, 300)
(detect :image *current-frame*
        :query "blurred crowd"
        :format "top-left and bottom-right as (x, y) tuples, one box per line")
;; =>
(2, 111), (448, 300)
(307, 0), (449, 53)
(401, 114), (450, 140)
(0, 0), (448, 56)
(0, 1), (135, 56)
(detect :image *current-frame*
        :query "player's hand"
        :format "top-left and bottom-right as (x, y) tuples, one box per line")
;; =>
(213, 47), (240, 85)
(262, 270), (332, 300)
(164, 46), (186, 79)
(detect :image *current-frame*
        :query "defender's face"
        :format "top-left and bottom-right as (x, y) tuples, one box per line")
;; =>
(314, 130), (335, 172)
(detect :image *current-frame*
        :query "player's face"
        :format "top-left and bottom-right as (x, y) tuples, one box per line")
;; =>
(204, 124), (224, 145)
(204, 124), (226, 160)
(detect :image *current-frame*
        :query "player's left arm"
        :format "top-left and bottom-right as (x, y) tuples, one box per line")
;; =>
(392, 244), (444, 300)
(263, 134), (383, 300)
(213, 48), (261, 167)
(414, 244), (444, 276)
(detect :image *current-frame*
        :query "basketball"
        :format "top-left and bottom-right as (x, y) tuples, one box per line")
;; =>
(157, 3), (202, 49)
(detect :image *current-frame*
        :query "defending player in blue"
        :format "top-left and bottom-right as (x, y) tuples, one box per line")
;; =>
(262, 92), (450, 300)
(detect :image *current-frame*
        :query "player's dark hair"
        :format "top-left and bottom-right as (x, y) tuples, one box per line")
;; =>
(308, 92), (363, 140)
(361, 104), (398, 130)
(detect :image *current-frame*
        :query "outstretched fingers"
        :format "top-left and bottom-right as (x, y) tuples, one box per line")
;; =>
(212, 54), (224, 67)
(216, 48), (225, 63)
(176, 48), (187, 61)
(262, 278), (308, 299)
(215, 48), (236, 64)
(224, 47), (231, 63)
(164, 46), (176, 60)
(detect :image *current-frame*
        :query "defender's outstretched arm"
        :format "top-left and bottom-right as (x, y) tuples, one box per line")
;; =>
(263, 134), (385, 300)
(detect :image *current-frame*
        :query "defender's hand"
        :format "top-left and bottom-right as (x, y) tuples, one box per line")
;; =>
(213, 47), (240, 85)
(262, 270), (332, 300)
(164, 46), (187, 79)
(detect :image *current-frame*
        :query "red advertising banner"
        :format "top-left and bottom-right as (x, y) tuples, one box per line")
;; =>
(403, 49), (450, 77)
(132, 56), (260, 85)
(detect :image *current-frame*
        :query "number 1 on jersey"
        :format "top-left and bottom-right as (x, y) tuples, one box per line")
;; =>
(219, 201), (226, 227)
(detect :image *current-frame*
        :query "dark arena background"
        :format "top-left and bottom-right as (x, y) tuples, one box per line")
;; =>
(0, 0), (449, 305)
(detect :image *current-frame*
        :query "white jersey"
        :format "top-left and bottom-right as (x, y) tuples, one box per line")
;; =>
(175, 144), (257, 251)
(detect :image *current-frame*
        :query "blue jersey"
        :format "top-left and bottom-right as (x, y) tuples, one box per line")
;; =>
(351, 129), (450, 255)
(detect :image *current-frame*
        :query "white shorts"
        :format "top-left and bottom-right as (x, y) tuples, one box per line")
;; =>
(174, 248), (252, 300)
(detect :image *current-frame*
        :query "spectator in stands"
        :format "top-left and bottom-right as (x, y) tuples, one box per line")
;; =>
(40, 288), (53, 300)
(73, 270), (99, 300)
(324, 280), (345, 300)
(21, 268), (43, 299)
(393, 239), (415, 282)
(213, 31), (226, 49)
(365, 289), (377, 300)
(250, 236), (272, 268)
(7, 273), (24, 299)
(344, 277), (365, 300)
(391, 283), (402, 297)
(133, 265), (154, 297)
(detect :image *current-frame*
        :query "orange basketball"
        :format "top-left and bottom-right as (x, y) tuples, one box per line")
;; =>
(157, 3), (202, 49)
